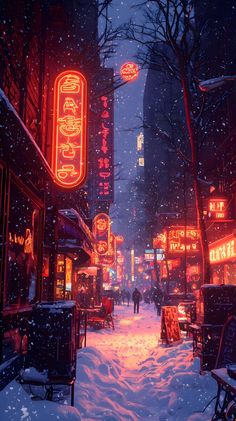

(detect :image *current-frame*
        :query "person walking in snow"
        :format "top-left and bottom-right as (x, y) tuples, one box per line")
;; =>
(152, 284), (163, 316)
(132, 287), (142, 314)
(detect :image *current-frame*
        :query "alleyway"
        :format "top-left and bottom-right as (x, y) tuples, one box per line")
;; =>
(0, 303), (217, 421)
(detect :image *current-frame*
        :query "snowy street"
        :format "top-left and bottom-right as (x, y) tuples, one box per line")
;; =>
(1, 303), (217, 420)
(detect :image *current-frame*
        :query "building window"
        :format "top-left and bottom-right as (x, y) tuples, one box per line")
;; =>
(138, 157), (144, 166)
(5, 180), (40, 307)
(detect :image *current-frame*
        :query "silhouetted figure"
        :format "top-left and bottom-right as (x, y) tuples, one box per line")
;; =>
(132, 288), (142, 314)
(152, 284), (163, 316)
(121, 289), (126, 304)
(126, 290), (131, 306)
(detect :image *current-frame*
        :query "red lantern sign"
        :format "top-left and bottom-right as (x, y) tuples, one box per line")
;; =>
(93, 213), (111, 256)
(52, 70), (87, 188)
(120, 62), (139, 82)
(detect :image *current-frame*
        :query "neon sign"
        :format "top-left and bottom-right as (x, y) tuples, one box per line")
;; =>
(208, 198), (228, 220)
(92, 213), (111, 256)
(158, 226), (200, 255)
(120, 62), (139, 82)
(209, 234), (236, 264)
(168, 227), (199, 253)
(52, 70), (87, 188)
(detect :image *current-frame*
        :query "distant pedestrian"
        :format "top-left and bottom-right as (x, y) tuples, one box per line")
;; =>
(126, 290), (131, 306)
(121, 289), (126, 305)
(152, 284), (163, 316)
(132, 288), (142, 314)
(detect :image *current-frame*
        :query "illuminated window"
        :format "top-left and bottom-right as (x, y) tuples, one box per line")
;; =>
(6, 180), (40, 307)
(137, 132), (144, 151)
(138, 157), (144, 166)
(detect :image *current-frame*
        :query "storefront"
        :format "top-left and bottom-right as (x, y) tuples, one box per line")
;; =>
(209, 233), (236, 285)
(57, 210), (100, 305)
(0, 91), (54, 388)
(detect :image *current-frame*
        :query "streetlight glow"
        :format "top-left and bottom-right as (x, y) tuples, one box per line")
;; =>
(199, 75), (236, 92)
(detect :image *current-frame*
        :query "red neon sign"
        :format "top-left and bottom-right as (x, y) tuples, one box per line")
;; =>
(120, 62), (139, 82)
(52, 70), (87, 188)
(168, 227), (200, 254)
(208, 198), (228, 220)
(209, 234), (236, 264)
(93, 213), (111, 256)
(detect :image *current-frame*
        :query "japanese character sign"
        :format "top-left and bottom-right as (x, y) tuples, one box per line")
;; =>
(94, 69), (114, 202)
(52, 70), (87, 188)
(93, 213), (111, 256)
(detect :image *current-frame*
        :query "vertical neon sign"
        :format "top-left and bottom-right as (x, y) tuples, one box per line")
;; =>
(52, 70), (87, 188)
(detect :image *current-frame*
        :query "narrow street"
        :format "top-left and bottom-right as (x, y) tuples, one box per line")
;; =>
(75, 304), (215, 421)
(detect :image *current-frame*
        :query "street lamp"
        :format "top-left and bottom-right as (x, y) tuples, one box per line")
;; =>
(199, 76), (236, 92)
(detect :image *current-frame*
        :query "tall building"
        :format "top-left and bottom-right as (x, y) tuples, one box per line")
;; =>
(143, 43), (190, 243)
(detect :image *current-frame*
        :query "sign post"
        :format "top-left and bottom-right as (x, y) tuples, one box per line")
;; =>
(160, 306), (182, 345)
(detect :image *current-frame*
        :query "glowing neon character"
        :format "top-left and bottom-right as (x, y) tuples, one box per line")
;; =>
(57, 165), (78, 180)
(99, 182), (110, 195)
(57, 116), (81, 137)
(99, 171), (111, 179)
(63, 97), (78, 114)
(98, 157), (110, 169)
(60, 140), (80, 159)
(101, 96), (108, 107)
(60, 75), (81, 93)
(97, 241), (108, 254)
(101, 110), (109, 119)
(101, 140), (108, 154)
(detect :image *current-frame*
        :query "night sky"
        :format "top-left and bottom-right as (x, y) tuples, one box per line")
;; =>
(105, 1), (147, 231)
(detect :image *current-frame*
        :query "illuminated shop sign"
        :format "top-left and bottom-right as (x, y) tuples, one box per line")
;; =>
(120, 62), (139, 82)
(9, 229), (33, 254)
(52, 70), (87, 188)
(92, 213), (111, 256)
(91, 231), (116, 267)
(116, 235), (124, 245)
(95, 69), (114, 202)
(168, 227), (200, 253)
(157, 227), (200, 255)
(144, 249), (164, 261)
(207, 197), (228, 220)
(209, 234), (236, 264)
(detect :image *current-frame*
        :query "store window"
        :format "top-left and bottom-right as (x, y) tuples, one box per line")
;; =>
(5, 180), (40, 307)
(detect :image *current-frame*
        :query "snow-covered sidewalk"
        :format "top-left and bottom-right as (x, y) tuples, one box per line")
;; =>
(0, 303), (217, 420)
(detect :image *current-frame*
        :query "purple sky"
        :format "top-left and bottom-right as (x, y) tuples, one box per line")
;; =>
(106, 1), (147, 194)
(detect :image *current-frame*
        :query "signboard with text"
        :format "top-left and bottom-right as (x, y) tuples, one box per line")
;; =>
(207, 197), (229, 221)
(155, 227), (200, 256)
(209, 234), (236, 264)
(161, 306), (182, 345)
(94, 69), (114, 202)
(52, 70), (87, 188)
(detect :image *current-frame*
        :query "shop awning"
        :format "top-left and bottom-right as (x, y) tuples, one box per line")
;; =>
(58, 210), (95, 258)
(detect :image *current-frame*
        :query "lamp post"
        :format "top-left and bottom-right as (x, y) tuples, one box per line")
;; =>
(199, 76), (236, 92)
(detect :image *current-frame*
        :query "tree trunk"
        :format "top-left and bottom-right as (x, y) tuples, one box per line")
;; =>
(180, 68), (211, 284)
